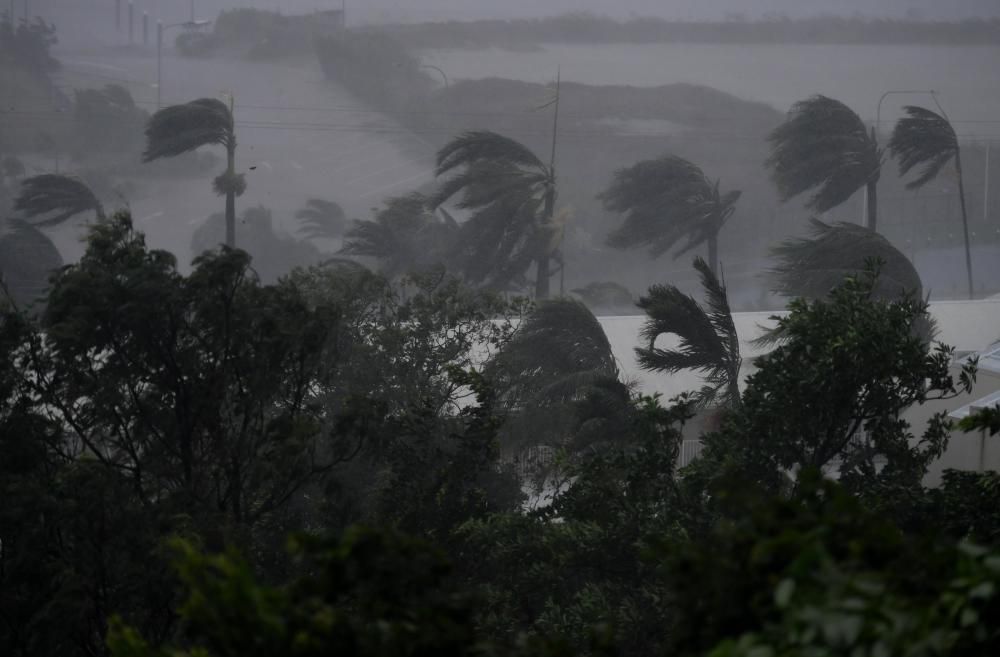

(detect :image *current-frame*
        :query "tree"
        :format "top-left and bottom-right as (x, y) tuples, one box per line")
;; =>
(889, 104), (974, 298)
(766, 95), (882, 230)
(769, 219), (923, 301)
(295, 197), (347, 241)
(601, 155), (740, 277)
(14, 173), (105, 224)
(341, 193), (455, 280)
(699, 267), (974, 494)
(0, 220), (63, 308)
(143, 98), (241, 246)
(432, 131), (557, 298)
(635, 257), (741, 410)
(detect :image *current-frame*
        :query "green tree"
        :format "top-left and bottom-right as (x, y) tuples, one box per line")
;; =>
(601, 155), (740, 277)
(0, 219), (63, 307)
(143, 98), (241, 246)
(636, 257), (741, 410)
(432, 131), (558, 298)
(766, 95), (882, 230)
(698, 267), (974, 494)
(890, 104), (974, 298)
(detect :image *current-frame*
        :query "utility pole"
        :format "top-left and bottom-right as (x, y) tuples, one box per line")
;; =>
(986, 142), (992, 228)
(156, 20), (162, 107)
(128, 0), (133, 45)
(190, 0), (194, 22)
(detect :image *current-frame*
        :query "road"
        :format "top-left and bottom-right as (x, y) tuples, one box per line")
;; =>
(45, 42), (436, 267)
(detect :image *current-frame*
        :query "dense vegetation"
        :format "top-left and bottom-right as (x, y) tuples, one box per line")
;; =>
(3, 13), (1000, 656)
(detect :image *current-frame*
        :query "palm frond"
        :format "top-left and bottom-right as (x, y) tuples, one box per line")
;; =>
(296, 198), (347, 240)
(766, 95), (881, 212)
(601, 155), (738, 260)
(0, 219), (63, 306)
(888, 105), (958, 190)
(143, 98), (232, 161)
(636, 259), (741, 409)
(435, 130), (546, 177)
(14, 174), (104, 226)
(768, 219), (922, 301)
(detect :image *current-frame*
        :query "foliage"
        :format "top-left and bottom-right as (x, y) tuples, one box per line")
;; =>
(296, 198), (347, 241)
(433, 131), (557, 296)
(660, 469), (1000, 657)
(14, 173), (105, 225)
(72, 85), (149, 162)
(143, 98), (234, 161)
(601, 155), (740, 273)
(191, 206), (321, 282)
(636, 257), (741, 409)
(341, 193), (456, 280)
(766, 95), (881, 213)
(0, 219), (63, 308)
(890, 104), (960, 189)
(700, 267), (974, 494)
(0, 15), (59, 73)
(769, 219), (923, 301)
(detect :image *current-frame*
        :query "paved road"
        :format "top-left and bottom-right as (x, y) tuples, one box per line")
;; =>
(45, 42), (436, 266)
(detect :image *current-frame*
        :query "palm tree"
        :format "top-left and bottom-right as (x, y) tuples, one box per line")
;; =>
(14, 174), (105, 225)
(432, 130), (557, 299)
(487, 297), (628, 462)
(295, 198), (347, 241)
(600, 155), (740, 277)
(889, 105), (973, 298)
(340, 193), (455, 280)
(769, 219), (923, 302)
(636, 257), (741, 410)
(0, 219), (63, 308)
(143, 97), (241, 247)
(766, 95), (882, 230)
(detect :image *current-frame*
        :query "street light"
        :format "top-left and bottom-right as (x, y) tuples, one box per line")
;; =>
(420, 64), (449, 88)
(156, 19), (211, 108)
(875, 89), (936, 141)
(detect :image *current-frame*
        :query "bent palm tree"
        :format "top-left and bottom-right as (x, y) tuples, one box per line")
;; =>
(0, 219), (63, 308)
(295, 198), (347, 241)
(487, 298), (627, 461)
(766, 95), (882, 230)
(341, 193), (455, 280)
(601, 155), (740, 276)
(143, 97), (241, 247)
(636, 257), (741, 410)
(15, 174), (105, 225)
(769, 219), (922, 302)
(432, 131), (557, 299)
(889, 105), (973, 298)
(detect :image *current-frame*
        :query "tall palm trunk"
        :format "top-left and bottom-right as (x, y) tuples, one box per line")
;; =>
(707, 233), (719, 279)
(535, 185), (553, 300)
(866, 126), (879, 231)
(225, 139), (235, 248)
(955, 149), (974, 298)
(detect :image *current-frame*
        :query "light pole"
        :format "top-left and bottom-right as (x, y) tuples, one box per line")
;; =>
(157, 19), (210, 108)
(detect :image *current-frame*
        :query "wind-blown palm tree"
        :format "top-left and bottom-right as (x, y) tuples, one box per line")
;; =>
(0, 219), (63, 308)
(766, 95), (882, 230)
(143, 97), (241, 247)
(295, 198), (347, 241)
(15, 174), (106, 225)
(340, 193), (455, 280)
(769, 219), (923, 302)
(636, 257), (741, 410)
(487, 297), (628, 461)
(889, 105), (973, 298)
(600, 155), (740, 277)
(432, 130), (557, 299)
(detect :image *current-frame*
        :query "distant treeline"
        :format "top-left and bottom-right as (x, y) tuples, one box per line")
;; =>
(381, 13), (1000, 49)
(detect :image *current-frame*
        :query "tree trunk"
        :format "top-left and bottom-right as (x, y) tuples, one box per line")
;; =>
(707, 233), (719, 278)
(535, 254), (550, 300)
(955, 149), (974, 299)
(535, 183), (555, 300)
(225, 141), (236, 248)
(865, 178), (878, 232)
